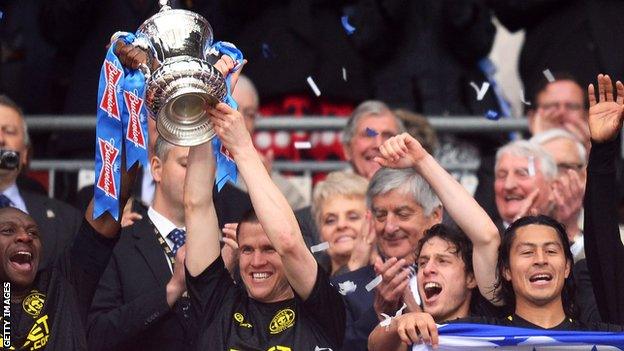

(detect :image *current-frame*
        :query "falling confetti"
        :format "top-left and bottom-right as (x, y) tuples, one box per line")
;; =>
(485, 110), (501, 121)
(311, 241), (330, 253)
(342, 67), (348, 81)
(469, 81), (490, 101)
(543, 69), (555, 83)
(528, 156), (535, 177)
(261, 43), (274, 59)
(520, 89), (531, 106)
(294, 141), (312, 149)
(307, 76), (321, 97)
(365, 127), (379, 137)
(341, 15), (356, 35)
(365, 275), (383, 291)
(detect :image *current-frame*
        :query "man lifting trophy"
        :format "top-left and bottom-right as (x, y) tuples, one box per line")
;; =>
(94, 0), (242, 220)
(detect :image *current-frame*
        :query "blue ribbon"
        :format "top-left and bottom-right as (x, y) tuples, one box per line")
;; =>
(211, 41), (244, 191)
(94, 33), (149, 220)
(478, 57), (518, 139)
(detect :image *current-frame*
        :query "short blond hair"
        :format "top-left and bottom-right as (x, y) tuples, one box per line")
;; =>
(312, 171), (368, 227)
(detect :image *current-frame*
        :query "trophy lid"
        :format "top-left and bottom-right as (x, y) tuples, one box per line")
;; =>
(137, 7), (213, 62)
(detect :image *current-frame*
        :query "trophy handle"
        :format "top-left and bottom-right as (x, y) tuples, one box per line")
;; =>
(138, 63), (151, 80)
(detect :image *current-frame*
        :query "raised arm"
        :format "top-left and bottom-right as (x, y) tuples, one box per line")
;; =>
(184, 140), (220, 277)
(584, 74), (624, 323)
(208, 102), (318, 299)
(375, 133), (500, 301)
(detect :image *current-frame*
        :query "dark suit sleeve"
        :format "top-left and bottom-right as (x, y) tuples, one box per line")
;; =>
(343, 305), (379, 350)
(486, 0), (567, 32)
(87, 254), (172, 351)
(443, 0), (495, 64)
(573, 259), (601, 324)
(583, 139), (624, 324)
(57, 218), (119, 325)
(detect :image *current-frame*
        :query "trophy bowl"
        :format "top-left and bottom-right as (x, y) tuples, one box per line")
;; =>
(135, 6), (226, 146)
(148, 56), (226, 146)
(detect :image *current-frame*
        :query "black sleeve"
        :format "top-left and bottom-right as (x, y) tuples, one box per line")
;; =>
(573, 259), (601, 325)
(443, 0), (496, 64)
(185, 256), (236, 325)
(583, 139), (624, 324)
(86, 256), (171, 351)
(59, 218), (119, 325)
(486, 0), (568, 32)
(299, 265), (346, 349)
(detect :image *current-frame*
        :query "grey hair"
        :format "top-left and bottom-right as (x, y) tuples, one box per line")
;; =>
(311, 171), (369, 227)
(366, 168), (441, 216)
(529, 128), (587, 167)
(233, 74), (259, 107)
(342, 100), (406, 145)
(0, 95), (30, 148)
(495, 139), (558, 180)
(153, 135), (174, 161)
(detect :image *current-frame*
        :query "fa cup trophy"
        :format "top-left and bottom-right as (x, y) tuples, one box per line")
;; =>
(133, 0), (227, 146)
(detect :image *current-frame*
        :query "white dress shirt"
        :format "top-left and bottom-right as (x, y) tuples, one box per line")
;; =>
(147, 206), (185, 272)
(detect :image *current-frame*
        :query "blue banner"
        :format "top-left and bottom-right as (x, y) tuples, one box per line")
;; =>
(94, 33), (149, 220)
(211, 41), (244, 191)
(413, 323), (624, 350)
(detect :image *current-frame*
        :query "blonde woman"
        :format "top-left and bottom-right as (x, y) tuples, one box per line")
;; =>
(312, 171), (375, 276)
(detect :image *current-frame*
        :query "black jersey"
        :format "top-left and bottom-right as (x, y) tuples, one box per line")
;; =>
(186, 256), (346, 351)
(1, 219), (118, 350)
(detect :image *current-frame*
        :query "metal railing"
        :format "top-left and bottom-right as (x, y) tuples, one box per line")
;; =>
(26, 115), (527, 172)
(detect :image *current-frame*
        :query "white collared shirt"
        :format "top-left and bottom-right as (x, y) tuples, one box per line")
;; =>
(147, 206), (185, 272)
(5, 183), (28, 214)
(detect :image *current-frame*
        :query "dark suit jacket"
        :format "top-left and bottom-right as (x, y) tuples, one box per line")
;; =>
(22, 189), (82, 271)
(330, 265), (378, 351)
(87, 216), (193, 351)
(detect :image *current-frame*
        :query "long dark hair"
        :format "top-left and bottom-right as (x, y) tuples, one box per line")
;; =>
(494, 215), (577, 318)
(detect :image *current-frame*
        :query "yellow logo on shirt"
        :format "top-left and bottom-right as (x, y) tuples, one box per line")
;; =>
(22, 292), (45, 317)
(22, 314), (50, 350)
(233, 312), (253, 328)
(267, 346), (291, 351)
(269, 308), (295, 334)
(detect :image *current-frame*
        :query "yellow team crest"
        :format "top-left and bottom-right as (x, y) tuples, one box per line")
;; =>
(269, 308), (295, 335)
(233, 312), (253, 328)
(22, 291), (45, 317)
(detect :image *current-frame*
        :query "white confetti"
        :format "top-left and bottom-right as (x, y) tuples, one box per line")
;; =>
(342, 67), (347, 81)
(528, 156), (535, 177)
(520, 89), (531, 106)
(469, 81), (490, 101)
(379, 303), (407, 328)
(294, 141), (312, 149)
(307, 76), (321, 97)
(338, 280), (357, 295)
(310, 241), (330, 253)
(542, 69), (555, 83)
(365, 274), (382, 291)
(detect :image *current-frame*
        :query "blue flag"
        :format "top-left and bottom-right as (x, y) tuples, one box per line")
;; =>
(413, 323), (624, 350)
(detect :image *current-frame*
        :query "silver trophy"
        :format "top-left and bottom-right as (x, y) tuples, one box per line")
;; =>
(134, 0), (226, 146)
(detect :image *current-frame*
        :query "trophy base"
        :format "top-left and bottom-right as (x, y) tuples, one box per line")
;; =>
(156, 89), (218, 146)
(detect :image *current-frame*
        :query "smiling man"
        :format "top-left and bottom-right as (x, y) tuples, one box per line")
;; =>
(342, 100), (406, 180)
(0, 162), (136, 350)
(494, 140), (557, 228)
(183, 100), (345, 350)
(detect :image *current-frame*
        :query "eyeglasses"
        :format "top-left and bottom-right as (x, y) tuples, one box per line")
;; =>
(557, 162), (584, 173)
(538, 102), (583, 111)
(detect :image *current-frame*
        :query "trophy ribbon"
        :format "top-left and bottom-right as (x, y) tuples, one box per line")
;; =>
(211, 41), (244, 191)
(94, 33), (149, 220)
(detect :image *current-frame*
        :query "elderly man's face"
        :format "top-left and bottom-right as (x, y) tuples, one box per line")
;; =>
(531, 81), (587, 144)
(541, 137), (587, 183)
(372, 189), (441, 264)
(344, 113), (399, 180)
(0, 105), (28, 169)
(494, 154), (553, 223)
